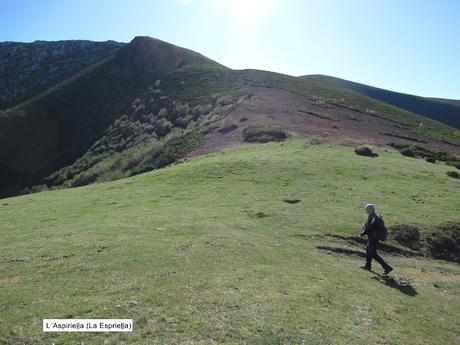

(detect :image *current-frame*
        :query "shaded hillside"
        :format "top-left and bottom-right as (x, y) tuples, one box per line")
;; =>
(0, 40), (125, 110)
(1, 36), (459, 198)
(0, 36), (235, 197)
(303, 75), (460, 129)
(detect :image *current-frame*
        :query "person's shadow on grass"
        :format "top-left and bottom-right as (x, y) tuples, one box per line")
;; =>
(370, 271), (417, 297)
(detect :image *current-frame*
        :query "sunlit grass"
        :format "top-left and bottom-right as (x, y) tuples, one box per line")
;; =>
(1, 133), (459, 344)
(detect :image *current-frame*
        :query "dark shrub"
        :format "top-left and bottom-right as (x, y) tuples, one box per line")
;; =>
(450, 162), (460, 170)
(178, 115), (194, 128)
(400, 148), (415, 157)
(389, 142), (407, 150)
(425, 222), (460, 263)
(354, 147), (378, 157)
(390, 143), (459, 163)
(21, 184), (49, 195)
(154, 152), (176, 168)
(218, 123), (238, 133)
(447, 171), (460, 179)
(389, 224), (422, 250)
(436, 151), (458, 162)
(71, 171), (99, 187)
(199, 124), (219, 135)
(154, 118), (173, 137)
(242, 125), (287, 143)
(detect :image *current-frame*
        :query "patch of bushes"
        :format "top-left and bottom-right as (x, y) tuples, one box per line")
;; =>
(153, 117), (173, 136)
(63, 130), (203, 188)
(242, 125), (287, 143)
(216, 95), (233, 107)
(389, 224), (421, 250)
(389, 143), (460, 166)
(199, 124), (219, 135)
(163, 129), (203, 158)
(70, 140), (164, 187)
(21, 184), (49, 195)
(388, 222), (460, 263)
(400, 148), (415, 157)
(449, 162), (460, 170)
(354, 146), (378, 157)
(447, 171), (459, 179)
(425, 222), (460, 262)
(218, 123), (238, 133)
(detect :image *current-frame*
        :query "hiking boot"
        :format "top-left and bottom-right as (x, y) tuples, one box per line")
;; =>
(360, 265), (371, 271)
(383, 266), (393, 275)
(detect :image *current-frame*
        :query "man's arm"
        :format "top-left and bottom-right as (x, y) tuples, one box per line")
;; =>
(360, 215), (376, 236)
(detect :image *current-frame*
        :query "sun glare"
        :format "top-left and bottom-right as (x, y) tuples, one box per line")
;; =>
(218, 0), (282, 23)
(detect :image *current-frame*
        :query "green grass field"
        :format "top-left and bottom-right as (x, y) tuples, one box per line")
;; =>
(1, 133), (459, 344)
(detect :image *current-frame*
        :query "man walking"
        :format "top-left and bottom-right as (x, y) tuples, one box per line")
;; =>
(360, 204), (393, 274)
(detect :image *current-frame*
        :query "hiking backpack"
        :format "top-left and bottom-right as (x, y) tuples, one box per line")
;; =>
(375, 215), (388, 241)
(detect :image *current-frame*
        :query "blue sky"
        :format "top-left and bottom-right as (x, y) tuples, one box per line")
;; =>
(1, 0), (459, 99)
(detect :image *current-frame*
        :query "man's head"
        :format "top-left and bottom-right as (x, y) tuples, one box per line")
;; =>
(365, 203), (375, 215)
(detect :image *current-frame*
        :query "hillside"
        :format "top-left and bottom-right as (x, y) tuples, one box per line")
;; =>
(0, 36), (232, 197)
(1, 134), (459, 344)
(0, 39), (125, 110)
(303, 75), (460, 129)
(1, 36), (459, 199)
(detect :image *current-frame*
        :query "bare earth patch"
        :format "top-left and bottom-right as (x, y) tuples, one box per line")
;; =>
(0, 275), (24, 286)
(187, 87), (460, 158)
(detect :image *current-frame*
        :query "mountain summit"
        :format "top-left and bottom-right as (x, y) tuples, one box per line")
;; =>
(109, 36), (226, 81)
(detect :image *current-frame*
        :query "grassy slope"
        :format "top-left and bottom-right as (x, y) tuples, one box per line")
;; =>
(1, 133), (459, 344)
(157, 68), (460, 146)
(303, 74), (460, 129)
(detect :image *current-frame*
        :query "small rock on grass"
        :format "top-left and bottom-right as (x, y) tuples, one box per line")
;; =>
(117, 300), (140, 308)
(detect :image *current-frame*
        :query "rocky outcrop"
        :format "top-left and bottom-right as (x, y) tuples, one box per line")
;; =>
(0, 40), (124, 110)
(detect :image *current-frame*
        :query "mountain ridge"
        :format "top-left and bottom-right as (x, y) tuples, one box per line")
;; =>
(0, 36), (459, 198)
(303, 74), (460, 128)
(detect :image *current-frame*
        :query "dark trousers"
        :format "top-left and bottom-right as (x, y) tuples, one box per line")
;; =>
(365, 238), (391, 270)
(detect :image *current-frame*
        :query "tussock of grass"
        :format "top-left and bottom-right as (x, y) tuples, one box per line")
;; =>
(242, 125), (287, 143)
(354, 146), (378, 157)
(447, 171), (460, 179)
